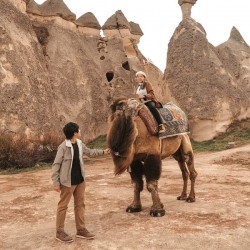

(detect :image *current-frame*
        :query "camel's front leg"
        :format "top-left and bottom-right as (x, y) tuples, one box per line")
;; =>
(126, 181), (142, 213)
(126, 160), (143, 213)
(144, 155), (165, 217)
(147, 180), (165, 217)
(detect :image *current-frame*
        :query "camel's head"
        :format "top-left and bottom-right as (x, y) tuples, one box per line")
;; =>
(110, 98), (140, 113)
(127, 98), (140, 110)
(109, 98), (128, 114)
(109, 98), (140, 122)
(107, 98), (139, 175)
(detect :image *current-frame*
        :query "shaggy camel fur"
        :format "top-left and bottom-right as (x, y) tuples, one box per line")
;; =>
(107, 98), (197, 217)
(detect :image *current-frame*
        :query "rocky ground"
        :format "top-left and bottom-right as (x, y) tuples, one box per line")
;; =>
(0, 144), (250, 250)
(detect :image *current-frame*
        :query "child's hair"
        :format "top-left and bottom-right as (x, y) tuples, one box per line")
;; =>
(63, 122), (79, 139)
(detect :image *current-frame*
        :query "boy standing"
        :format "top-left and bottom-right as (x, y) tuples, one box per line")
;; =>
(52, 122), (109, 243)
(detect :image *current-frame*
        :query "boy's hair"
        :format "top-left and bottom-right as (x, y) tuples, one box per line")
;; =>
(63, 122), (79, 139)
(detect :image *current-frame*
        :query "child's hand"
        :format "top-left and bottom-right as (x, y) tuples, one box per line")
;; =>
(103, 148), (111, 155)
(53, 185), (61, 192)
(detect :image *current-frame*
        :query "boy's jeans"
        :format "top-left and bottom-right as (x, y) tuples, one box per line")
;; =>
(56, 181), (86, 232)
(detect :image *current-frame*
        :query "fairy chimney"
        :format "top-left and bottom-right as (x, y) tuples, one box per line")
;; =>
(26, 0), (42, 15)
(178, 0), (197, 19)
(102, 10), (131, 39)
(102, 10), (139, 57)
(129, 21), (143, 44)
(39, 0), (76, 21)
(76, 12), (101, 36)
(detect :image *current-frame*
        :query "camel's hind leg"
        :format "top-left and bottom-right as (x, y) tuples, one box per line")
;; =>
(185, 151), (197, 202)
(173, 148), (188, 200)
(173, 138), (197, 202)
(144, 155), (165, 217)
(126, 160), (144, 213)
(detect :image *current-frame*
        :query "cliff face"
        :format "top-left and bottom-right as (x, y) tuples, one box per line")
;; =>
(0, 0), (56, 136)
(164, 19), (250, 141)
(216, 27), (250, 99)
(0, 0), (166, 142)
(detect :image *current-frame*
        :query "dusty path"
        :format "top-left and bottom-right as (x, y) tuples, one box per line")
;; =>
(0, 144), (250, 250)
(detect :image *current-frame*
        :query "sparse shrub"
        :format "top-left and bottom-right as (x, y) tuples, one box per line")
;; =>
(0, 132), (63, 170)
(87, 135), (107, 149)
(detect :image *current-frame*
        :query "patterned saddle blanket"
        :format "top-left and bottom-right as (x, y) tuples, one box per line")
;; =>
(138, 102), (189, 138)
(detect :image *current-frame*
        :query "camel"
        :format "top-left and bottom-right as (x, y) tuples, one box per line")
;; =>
(107, 98), (197, 217)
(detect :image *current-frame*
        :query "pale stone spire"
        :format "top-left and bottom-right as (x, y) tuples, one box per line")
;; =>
(178, 0), (197, 19)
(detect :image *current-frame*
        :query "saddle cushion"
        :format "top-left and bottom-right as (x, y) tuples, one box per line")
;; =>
(138, 105), (158, 135)
(158, 102), (189, 139)
(137, 102), (189, 138)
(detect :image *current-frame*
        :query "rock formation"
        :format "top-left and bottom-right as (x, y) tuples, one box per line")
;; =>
(216, 27), (250, 95)
(178, 0), (197, 19)
(164, 17), (249, 141)
(28, 0), (76, 21)
(102, 10), (140, 57)
(0, 0), (166, 142)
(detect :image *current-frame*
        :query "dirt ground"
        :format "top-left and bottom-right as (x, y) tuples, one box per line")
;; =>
(0, 144), (250, 250)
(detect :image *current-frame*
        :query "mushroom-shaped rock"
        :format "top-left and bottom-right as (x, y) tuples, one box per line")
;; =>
(102, 10), (131, 39)
(178, 0), (197, 5)
(129, 21), (143, 36)
(39, 0), (76, 21)
(102, 10), (130, 30)
(26, 0), (42, 15)
(129, 21), (143, 45)
(76, 12), (101, 29)
(178, 0), (197, 19)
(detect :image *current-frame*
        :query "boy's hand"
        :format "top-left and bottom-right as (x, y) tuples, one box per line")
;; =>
(103, 148), (111, 155)
(53, 185), (61, 192)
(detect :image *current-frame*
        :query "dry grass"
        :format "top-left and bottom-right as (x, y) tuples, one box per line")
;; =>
(0, 132), (63, 170)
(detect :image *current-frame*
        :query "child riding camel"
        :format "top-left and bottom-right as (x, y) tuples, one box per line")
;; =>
(135, 71), (165, 134)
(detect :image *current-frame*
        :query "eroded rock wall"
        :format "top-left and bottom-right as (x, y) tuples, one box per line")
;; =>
(0, 0), (166, 142)
(164, 19), (249, 141)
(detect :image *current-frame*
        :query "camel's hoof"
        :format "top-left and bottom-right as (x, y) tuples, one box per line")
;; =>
(149, 209), (165, 217)
(177, 195), (187, 200)
(126, 206), (142, 213)
(186, 197), (195, 203)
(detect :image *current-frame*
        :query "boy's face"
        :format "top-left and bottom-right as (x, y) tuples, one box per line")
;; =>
(74, 129), (81, 139)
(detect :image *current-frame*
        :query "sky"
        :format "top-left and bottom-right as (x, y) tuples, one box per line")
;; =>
(35, 0), (250, 72)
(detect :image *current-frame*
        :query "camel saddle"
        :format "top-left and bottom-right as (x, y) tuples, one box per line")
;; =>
(138, 102), (189, 138)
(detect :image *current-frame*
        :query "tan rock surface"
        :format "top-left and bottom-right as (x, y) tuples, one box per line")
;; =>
(0, 0), (165, 142)
(216, 27), (250, 109)
(164, 19), (250, 141)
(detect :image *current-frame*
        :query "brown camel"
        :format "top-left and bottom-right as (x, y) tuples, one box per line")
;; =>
(107, 98), (197, 217)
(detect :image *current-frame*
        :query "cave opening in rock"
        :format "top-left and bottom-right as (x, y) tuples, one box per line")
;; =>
(122, 61), (130, 71)
(106, 71), (114, 82)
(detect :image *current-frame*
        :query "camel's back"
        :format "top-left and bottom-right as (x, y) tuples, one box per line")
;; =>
(134, 117), (184, 159)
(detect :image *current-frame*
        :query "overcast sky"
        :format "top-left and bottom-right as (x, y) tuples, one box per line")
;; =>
(35, 0), (250, 72)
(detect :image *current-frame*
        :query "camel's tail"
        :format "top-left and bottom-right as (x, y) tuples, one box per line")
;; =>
(107, 110), (138, 175)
